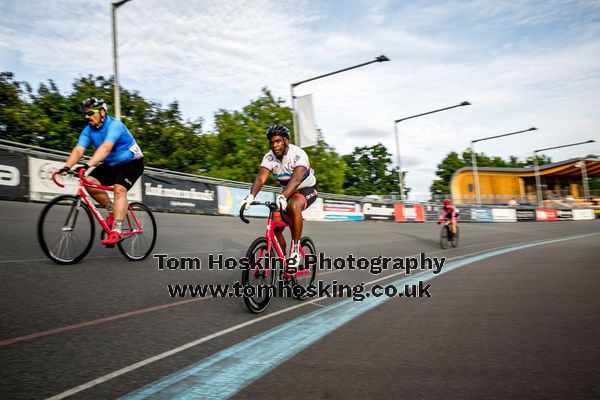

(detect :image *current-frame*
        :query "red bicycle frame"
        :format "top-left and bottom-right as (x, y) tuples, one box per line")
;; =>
(51, 169), (143, 237)
(247, 203), (310, 280)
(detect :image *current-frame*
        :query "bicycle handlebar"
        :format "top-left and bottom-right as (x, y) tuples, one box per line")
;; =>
(239, 201), (289, 224)
(51, 168), (89, 188)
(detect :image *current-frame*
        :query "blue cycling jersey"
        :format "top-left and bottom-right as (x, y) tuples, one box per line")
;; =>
(76, 116), (143, 166)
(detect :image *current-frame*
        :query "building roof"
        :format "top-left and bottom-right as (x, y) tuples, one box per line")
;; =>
(453, 158), (600, 177)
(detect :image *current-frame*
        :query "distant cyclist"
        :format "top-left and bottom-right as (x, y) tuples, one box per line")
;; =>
(437, 198), (459, 239)
(240, 125), (318, 266)
(60, 97), (144, 245)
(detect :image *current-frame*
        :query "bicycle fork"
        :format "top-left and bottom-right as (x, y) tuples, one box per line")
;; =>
(62, 197), (81, 231)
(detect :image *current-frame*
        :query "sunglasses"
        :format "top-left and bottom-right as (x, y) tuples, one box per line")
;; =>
(83, 109), (100, 117)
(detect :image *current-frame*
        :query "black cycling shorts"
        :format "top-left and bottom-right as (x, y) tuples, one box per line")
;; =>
(290, 186), (318, 210)
(89, 158), (144, 190)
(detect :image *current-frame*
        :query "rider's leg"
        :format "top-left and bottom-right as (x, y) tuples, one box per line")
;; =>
(112, 184), (128, 233)
(85, 176), (112, 208)
(287, 196), (304, 244)
(451, 219), (457, 235)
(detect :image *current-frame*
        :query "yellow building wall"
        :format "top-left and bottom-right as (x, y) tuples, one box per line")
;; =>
(452, 171), (523, 201)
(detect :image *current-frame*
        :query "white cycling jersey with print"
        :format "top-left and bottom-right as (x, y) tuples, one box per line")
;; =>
(260, 144), (316, 189)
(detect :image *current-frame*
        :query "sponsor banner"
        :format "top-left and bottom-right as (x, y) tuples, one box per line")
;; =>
(515, 208), (536, 221)
(0, 149), (27, 201)
(594, 209), (600, 219)
(572, 209), (595, 220)
(424, 204), (442, 222)
(362, 202), (395, 221)
(217, 186), (274, 217)
(457, 207), (472, 222)
(556, 209), (573, 220)
(491, 208), (517, 222)
(394, 204), (425, 222)
(28, 157), (142, 202)
(470, 208), (493, 222)
(323, 200), (364, 221)
(143, 174), (217, 214)
(303, 197), (325, 221)
(535, 208), (557, 221)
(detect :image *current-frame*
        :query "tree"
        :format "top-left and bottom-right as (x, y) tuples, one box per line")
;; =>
(342, 143), (407, 196)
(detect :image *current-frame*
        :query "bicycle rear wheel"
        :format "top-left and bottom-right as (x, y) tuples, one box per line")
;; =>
(37, 195), (95, 265)
(451, 225), (460, 248)
(242, 237), (276, 313)
(117, 202), (157, 261)
(292, 237), (317, 299)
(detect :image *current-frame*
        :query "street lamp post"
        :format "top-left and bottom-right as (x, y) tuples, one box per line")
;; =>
(394, 101), (470, 200)
(471, 127), (537, 205)
(533, 139), (595, 205)
(111, 0), (132, 120)
(290, 55), (389, 146)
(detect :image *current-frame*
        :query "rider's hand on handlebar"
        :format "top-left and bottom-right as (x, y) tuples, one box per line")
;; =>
(276, 194), (287, 212)
(437, 221), (441, 225)
(72, 164), (90, 175)
(239, 194), (254, 212)
(58, 166), (71, 175)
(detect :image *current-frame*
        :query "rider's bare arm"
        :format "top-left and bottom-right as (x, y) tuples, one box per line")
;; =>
(250, 167), (271, 197)
(86, 140), (115, 167)
(282, 166), (307, 198)
(65, 146), (87, 168)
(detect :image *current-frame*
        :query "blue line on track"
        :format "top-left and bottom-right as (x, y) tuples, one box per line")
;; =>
(121, 233), (597, 400)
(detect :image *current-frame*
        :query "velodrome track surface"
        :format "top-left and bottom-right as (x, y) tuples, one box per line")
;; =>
(1, 200), (599, 399)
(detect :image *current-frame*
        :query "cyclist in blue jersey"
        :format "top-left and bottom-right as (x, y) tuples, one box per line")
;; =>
(240, 125), (318, 267)
(60, 97), (144, 245)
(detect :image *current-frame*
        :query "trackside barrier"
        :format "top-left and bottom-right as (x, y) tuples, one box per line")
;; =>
(572, 209), (595, 220)
(142, 173), (218, 214)
(491, 208), (517, 222)
(302, 198), (325, 221)
(556, 209), (573, 220)
(394, 204), (425, 222)
(2, 141), (599, 222)
(515, 208), (536, 221)
(217, 186), (274, 217)
(323, 200), (363, 221)
(362, 202), (395, 221)
(536, 209), (558, 221)
(470, 208), (493, 222)
(0, 149), (28, 201)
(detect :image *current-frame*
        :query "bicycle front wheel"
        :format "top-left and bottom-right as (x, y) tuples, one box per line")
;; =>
(117, 202), (157, 261)
(292, 236), (317, 299)
(439, 225), (450, 249)
(37, 195), (95, 265)
(242, 237), (276, 313)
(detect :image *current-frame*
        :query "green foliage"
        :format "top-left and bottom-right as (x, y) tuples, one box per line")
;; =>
(0, 73), (408, 196)
(342, 143), (408, 197)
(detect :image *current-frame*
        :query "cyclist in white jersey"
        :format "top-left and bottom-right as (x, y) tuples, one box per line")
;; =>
(60, 97), (144, 245)
(240, 125), (318, 266)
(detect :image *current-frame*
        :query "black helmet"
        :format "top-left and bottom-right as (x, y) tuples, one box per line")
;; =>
(81, 97), (108, 112)
(266, 125), (290, 139)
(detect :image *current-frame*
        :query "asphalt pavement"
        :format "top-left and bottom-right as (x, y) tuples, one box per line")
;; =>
(0, 200), (598, 399)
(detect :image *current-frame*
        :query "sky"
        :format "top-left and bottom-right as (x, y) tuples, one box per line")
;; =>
(1, 0), (599, 200)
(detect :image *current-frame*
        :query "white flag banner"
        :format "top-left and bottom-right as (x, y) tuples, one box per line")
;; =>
(296, 94), (317, 148)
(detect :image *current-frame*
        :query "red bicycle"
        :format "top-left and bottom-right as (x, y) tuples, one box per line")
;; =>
(240, 201), (317, 313)
(37, 169), (157, 264)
